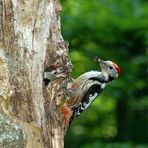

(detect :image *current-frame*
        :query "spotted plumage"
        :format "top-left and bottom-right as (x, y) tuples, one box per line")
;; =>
(72, 80), (104, 118)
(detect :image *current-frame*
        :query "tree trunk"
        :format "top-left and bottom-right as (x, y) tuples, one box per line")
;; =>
(0, 0), (72, 147)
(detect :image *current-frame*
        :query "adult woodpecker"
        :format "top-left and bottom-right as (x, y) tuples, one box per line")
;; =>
(62, 57), (120, 128)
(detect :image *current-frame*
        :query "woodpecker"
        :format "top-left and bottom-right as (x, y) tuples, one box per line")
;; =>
(62, 57), (120, 128)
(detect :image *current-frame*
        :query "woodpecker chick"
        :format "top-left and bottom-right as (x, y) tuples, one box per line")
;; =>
(44, 69), (57, 85)
(63, 57), (120, 128)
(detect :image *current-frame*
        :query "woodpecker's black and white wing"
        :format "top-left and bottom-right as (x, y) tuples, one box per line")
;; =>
(69, 71), (106, 120)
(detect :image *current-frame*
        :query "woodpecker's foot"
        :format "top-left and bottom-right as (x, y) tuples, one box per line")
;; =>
(62, 104), (73, 128)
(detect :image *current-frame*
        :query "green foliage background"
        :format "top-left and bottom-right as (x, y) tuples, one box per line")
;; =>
(61, 0), (148, 147)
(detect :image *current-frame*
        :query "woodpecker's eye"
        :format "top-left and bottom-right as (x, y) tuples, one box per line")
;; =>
(109, 66), (113, 69)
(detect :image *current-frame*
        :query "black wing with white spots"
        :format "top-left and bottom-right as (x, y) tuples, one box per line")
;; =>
(71, 83), (103, 121)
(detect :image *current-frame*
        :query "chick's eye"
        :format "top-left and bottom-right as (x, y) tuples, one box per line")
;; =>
(109, 66), (113, 69)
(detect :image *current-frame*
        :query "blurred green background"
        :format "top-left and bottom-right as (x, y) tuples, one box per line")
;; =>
(61, 0), (148, 148)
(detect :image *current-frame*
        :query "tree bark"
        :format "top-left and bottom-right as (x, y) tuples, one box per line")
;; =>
(0, 0), (72, 147)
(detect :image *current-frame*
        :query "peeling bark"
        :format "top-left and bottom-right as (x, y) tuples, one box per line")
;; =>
(0, 0), (72, 147)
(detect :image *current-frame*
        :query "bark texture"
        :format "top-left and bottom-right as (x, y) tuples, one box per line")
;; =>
(0, 0), (72, 147)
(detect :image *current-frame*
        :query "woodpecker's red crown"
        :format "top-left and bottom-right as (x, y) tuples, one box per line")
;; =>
(113, 63), (120, 75)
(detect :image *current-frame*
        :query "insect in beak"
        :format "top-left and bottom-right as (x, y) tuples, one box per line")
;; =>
(94, 57), (103, 63)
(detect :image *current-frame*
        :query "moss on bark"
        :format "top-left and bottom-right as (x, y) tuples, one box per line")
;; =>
(0, 113), (26, 148)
